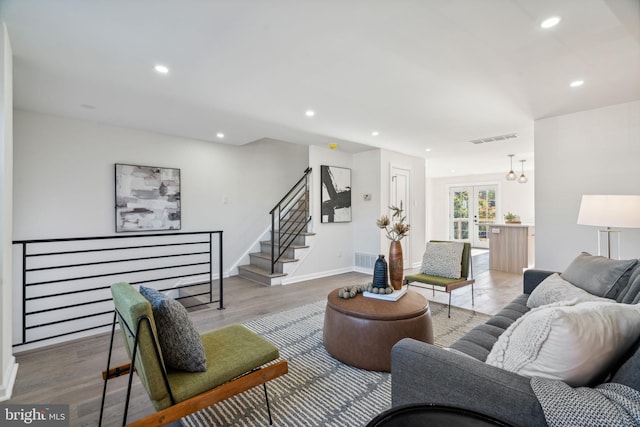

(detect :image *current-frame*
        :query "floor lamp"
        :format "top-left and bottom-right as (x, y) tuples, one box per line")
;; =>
(577, 195), (640, 259)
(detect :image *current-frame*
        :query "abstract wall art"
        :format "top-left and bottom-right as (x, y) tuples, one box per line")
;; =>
(320, 165), (351, 223)
(115, 163), (181, 232)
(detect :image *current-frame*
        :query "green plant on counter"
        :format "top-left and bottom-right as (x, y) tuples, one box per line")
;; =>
(504, 212), (517, 221)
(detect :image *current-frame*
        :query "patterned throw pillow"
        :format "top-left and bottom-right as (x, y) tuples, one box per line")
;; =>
(486, 300), (640, 387)
(139, 286), (207, 372)
(421, 242), (464, 279)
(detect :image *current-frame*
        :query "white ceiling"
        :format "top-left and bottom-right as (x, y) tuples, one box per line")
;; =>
(1, 0), (639, 177)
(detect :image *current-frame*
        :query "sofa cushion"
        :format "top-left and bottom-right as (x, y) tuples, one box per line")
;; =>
(450, 294), (530, 362)
(421, 241), (463, 279)
(139, 286), (207, 373)
(486, 300), (640, 387)
(561, 252), (637, 299)
(527, 273), (613, 309)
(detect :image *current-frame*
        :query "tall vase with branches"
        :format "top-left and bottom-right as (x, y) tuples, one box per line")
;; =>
(376, 202), (410, 290)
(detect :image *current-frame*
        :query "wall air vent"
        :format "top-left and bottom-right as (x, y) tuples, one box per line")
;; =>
(470, 133), (518, 144)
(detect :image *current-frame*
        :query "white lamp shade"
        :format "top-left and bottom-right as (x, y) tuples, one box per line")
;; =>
(577, 195), (640, 228)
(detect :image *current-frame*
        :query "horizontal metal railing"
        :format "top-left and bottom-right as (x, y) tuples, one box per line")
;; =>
(12, 231), (223, 347)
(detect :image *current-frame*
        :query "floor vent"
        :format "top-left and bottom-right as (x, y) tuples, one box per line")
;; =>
(355, 252), (377, 269)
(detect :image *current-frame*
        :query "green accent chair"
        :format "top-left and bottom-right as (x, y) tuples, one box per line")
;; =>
(99, 282), (288, 427)
(404, 241), (475, 317)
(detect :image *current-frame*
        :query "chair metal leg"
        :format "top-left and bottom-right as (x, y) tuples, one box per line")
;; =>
(99, 312), (118, 427)
(471, 282), (475, 306)
(263, 382), (273, 425)
(448, 292), (452, 318)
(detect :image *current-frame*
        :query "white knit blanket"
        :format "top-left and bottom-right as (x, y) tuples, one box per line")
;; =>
(531, 377), (640, 427)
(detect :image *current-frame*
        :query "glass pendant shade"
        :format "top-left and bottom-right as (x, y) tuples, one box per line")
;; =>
(518, 160), (528, 183)
(505, 154), (516, 180)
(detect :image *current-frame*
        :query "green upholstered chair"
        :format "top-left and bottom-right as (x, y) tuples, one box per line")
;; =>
(404, 241), (475, 317)
(99, 282), (287, 427)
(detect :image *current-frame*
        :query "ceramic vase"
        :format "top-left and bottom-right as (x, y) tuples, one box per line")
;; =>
(372, 254), (388, 289)
(388, 241), (403, 290)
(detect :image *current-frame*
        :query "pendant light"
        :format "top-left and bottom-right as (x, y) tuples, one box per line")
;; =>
(505, 154), (517, 181)
(518, 160), (528, 183)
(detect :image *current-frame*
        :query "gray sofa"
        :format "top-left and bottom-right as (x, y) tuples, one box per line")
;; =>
(391, 256), (640, 426)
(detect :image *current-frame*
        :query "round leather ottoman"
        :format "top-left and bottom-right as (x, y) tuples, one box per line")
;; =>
(322, 288), (433, 372)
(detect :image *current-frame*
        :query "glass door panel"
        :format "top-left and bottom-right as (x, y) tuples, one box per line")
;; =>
(450, 187), (470, 241)
(473, 186), (496, 248)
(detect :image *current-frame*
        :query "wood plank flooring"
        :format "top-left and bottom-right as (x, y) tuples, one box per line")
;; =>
(8, 261), (523, 426)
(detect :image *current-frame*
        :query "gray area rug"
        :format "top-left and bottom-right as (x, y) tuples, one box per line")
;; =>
(182, 299), (491, 427)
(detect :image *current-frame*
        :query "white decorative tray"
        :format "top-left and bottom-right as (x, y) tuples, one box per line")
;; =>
(363, 285), (408, 301)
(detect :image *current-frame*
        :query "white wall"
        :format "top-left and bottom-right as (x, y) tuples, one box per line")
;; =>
(352, 149), (382, 259)
(427, 171), (535, 241)
(0, 23), (17, 402)
(286, 146), (354, 281)
(535, 100), (640, 271)
(13, 111), (309, 275)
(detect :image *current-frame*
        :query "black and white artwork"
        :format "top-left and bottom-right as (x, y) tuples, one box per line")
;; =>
(115, 163), (181, 232)
(321, 165), (352, 223)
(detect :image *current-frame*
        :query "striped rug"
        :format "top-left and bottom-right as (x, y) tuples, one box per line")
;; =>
(182, 299), (491, 427)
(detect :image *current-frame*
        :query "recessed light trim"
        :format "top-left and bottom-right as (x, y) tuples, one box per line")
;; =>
(305, 110), (315, 117)
(540, 16), (561, 29)
(570, 80), (584, 88)
(154, 64), (169, 74)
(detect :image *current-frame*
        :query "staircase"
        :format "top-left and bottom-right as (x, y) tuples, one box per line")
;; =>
(238, 168), (313, 286)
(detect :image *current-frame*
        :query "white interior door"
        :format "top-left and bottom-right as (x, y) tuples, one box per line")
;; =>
(390, 167), (410, 265)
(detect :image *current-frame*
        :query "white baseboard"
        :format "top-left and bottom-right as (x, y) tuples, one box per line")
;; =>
(281, 266), (355, 285)
(0, 357), (18, 402)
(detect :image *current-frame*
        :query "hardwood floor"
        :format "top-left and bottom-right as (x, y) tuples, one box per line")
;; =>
(8, 260), (523, 426)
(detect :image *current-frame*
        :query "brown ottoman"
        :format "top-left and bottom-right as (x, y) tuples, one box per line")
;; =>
(322, 288), (433, 372)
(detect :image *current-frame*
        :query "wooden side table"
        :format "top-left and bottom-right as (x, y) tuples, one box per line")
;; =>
(322, 288), (433, 372)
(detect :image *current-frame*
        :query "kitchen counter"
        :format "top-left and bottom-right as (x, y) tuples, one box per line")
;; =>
(489, 224), (535, 274)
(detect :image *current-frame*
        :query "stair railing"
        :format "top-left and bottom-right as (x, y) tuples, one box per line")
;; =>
(269, 167), (312, 274)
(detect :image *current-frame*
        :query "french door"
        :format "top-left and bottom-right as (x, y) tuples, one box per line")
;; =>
(449, 185), (497, 248)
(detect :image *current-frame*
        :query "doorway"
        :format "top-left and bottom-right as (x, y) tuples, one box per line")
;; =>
(390, 167), (410, 265)
(449, 185), (497, 248)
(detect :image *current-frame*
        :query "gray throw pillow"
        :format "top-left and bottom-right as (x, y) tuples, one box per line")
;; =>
(421, 242), (464, 279)
(139, 286), (207, 372)
(561, 252), (638, 299)
(618, 265), (640, 303)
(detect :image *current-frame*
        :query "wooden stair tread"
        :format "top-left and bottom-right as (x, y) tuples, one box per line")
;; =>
(250, 252), (297, 263)
(260, 240), (309, 249)
(237, 264), (287, 278)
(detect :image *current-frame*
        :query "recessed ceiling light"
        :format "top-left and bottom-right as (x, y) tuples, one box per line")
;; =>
(570, 80), (584, 88)
(305, 110), (315, 117)
(371, 131), (379, 136)
(154, 64), (169, 74)
(216, 132), (225, 139)
(425, 148), (431, 152)
(540, 16), (561, 29)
